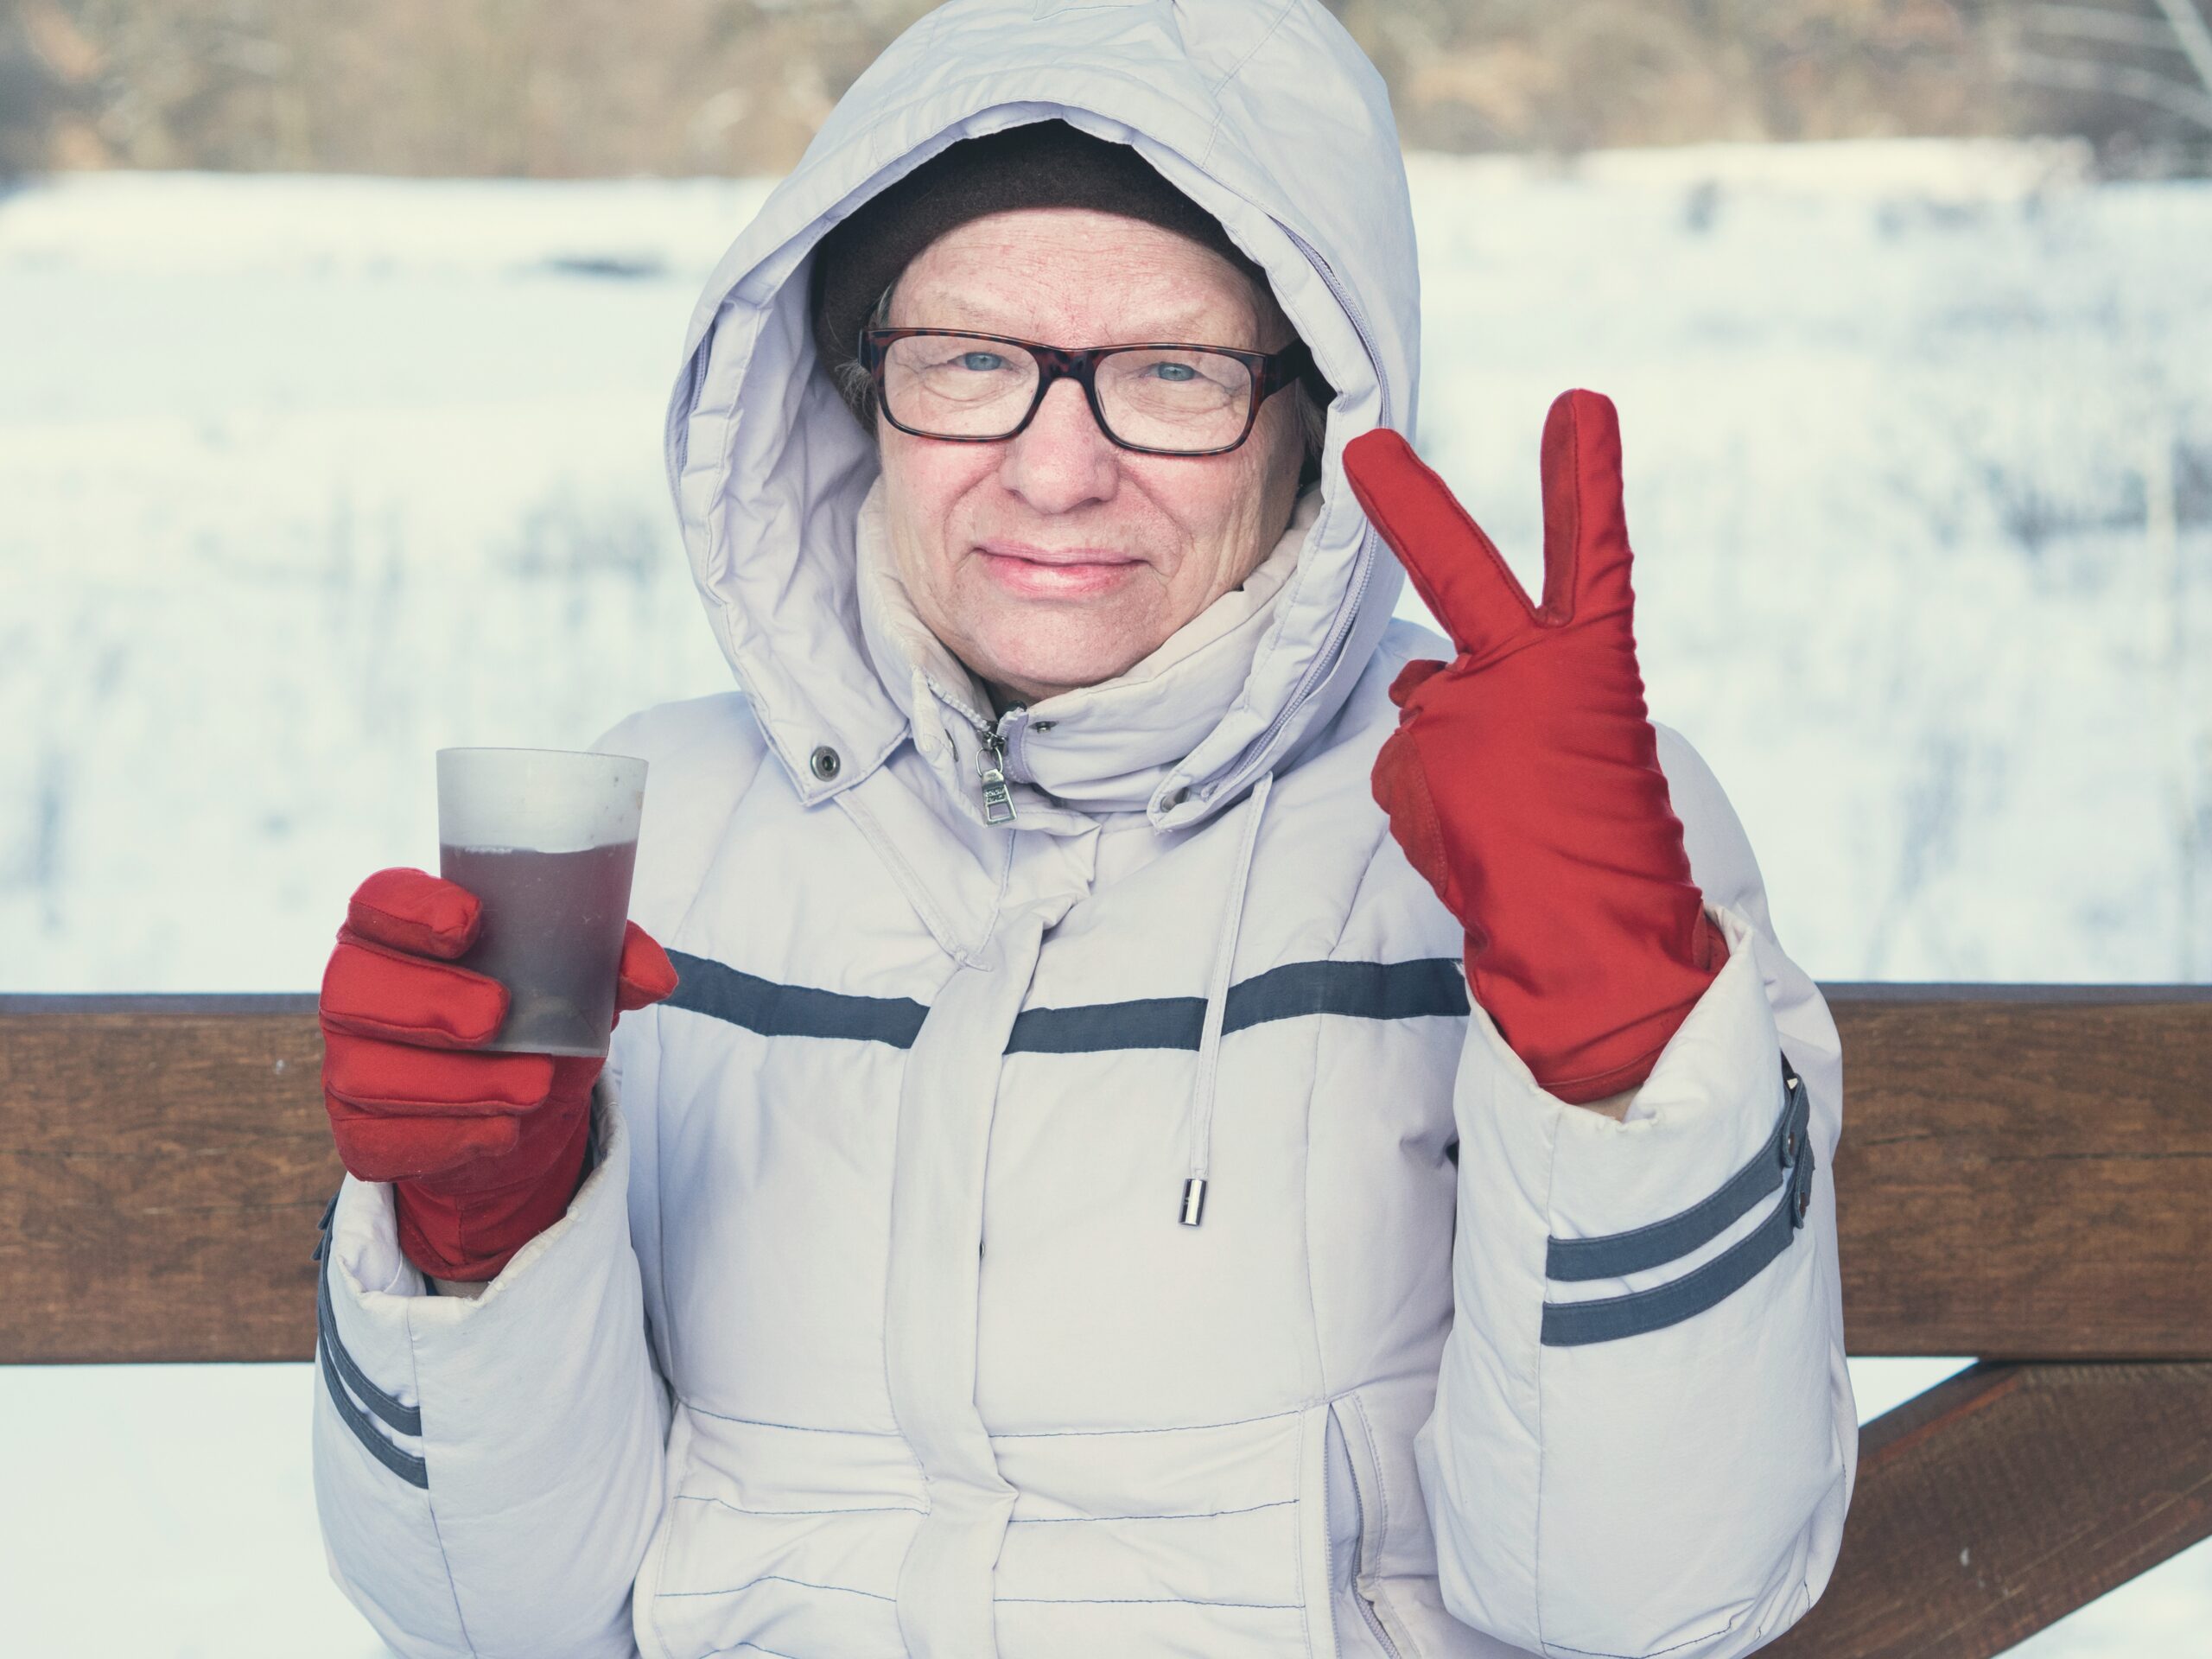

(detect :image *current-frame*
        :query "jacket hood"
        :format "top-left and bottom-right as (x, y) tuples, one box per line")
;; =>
(662, 0), (1419, 833)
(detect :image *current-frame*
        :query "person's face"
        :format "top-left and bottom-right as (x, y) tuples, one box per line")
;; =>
(875, 207), (1306, 706)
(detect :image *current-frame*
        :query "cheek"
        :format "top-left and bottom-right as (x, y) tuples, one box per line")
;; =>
(1147, 426), (1292, 594)
(880, 435), (993, 580)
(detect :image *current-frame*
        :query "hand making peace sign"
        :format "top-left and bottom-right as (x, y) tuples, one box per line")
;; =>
(1344, 391), (1729, 1105)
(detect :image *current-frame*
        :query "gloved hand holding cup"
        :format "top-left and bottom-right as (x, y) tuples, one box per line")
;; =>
(319, 748), (677, 1281)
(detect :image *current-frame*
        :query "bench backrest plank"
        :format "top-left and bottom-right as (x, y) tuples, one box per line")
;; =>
(3, 986), (2209, 1365)
(1828, 985), (2212, 1359)
(1, 999), (327, 1366)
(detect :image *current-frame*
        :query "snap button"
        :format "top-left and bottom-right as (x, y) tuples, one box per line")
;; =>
(808, 745), (841, 781)
(1032, 721), (1056, 733)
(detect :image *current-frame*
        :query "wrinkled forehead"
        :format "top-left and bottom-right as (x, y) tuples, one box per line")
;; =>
(884, 207), (1275, 348)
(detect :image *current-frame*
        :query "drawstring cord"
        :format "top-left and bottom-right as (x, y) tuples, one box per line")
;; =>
(1180, 770), (1275, 1227)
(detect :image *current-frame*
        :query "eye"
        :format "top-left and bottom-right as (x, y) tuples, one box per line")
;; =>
(1147, 361), (1199, 383)
(954, 351), (1008, 372)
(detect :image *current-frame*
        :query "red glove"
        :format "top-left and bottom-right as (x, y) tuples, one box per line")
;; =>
(1344, 391), (1726, 1104)
(318, 868), (679, 1281)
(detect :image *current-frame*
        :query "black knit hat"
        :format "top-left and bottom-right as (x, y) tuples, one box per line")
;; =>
(810, 120), (1271, 423)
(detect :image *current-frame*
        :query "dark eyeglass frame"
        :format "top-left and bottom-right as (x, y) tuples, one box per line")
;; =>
(858, 326), (1316, 457)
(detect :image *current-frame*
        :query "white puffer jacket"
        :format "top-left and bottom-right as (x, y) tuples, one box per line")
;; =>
(312, 4), (1856, 1656)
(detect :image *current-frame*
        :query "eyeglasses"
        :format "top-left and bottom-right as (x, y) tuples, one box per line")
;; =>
(858, 327), (1315, 457)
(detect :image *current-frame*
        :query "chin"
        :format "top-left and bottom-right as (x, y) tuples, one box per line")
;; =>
(973, 613), (1154, 701)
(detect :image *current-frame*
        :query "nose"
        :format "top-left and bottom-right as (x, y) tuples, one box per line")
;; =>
(997, 376), (1120, 515)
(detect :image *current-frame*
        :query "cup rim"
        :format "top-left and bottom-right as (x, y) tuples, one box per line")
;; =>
(436, 746), (646, 762)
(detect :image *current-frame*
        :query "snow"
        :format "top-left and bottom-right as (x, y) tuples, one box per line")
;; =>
(2, 143), (2207, 1653)
(0, 1365), (389, 1659)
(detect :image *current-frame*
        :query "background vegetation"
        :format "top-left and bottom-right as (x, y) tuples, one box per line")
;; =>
(4, 0), (2211, 179)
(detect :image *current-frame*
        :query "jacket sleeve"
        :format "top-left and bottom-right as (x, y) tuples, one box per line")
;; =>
(312, 1077), (670, 1658)
(1415, 723), (1856, 1659)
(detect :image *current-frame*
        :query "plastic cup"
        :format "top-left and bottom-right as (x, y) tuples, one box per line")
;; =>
(435, 747), (647, 1058)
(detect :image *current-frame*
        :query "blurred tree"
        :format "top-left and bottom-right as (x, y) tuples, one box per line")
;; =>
(2003, 0), (2212, 156)
(5, 0), (2206, 175)
(2, 2), (103, 175)
(1325, 0), (2005, 149)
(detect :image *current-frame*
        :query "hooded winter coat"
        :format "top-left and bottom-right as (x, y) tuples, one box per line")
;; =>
(312, 4), (1855, 1656)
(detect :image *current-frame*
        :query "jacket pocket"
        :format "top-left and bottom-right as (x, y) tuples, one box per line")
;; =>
(1330, 1393), (1411, 1658)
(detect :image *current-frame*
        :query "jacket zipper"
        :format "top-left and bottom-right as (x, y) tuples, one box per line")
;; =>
(1358, 1586), (1404, 1658)
(1335, 1421), (1406, 1659)
(925, 683), (1022, 826)
(977, 726), (1015, 824)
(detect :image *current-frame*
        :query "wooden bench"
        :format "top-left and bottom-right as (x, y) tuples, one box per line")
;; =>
(3, 986), (2208, 1656)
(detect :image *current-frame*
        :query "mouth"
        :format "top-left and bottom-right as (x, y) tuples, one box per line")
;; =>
(973, 540), (1145, 600)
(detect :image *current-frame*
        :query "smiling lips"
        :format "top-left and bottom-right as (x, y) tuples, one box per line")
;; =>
(974, 540), (1144, 600)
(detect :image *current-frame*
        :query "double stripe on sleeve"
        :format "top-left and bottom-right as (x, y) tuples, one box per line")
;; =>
(1539, 1052), (1815, 1348)
(315, 1192), (429, 1489)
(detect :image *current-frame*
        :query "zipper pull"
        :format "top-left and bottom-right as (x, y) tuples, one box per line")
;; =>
(978, 729), (1016, 824)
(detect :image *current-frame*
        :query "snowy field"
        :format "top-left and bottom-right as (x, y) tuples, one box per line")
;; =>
(3, 143), (2209, 1652)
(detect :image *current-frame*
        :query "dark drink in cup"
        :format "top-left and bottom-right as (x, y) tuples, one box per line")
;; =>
(439, 840), (640, 1056)
(435, 747), (648, 1058)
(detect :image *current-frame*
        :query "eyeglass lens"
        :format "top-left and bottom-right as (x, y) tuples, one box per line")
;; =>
(879, 335), (1256, 452)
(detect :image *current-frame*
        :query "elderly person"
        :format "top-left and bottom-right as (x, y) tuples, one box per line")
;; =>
(311, 3), (1853, 1657)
